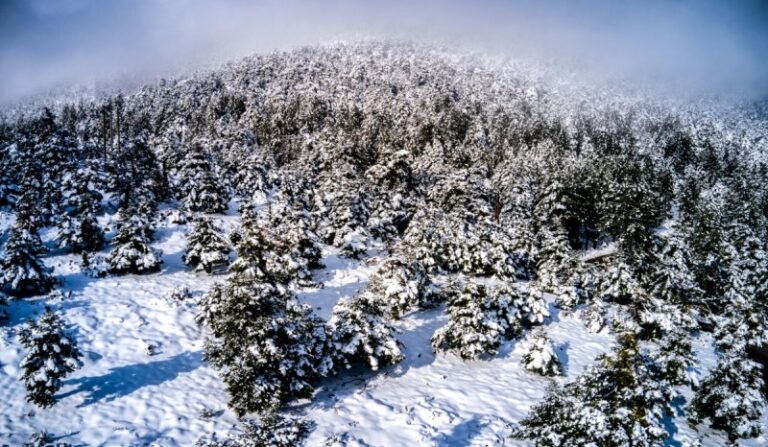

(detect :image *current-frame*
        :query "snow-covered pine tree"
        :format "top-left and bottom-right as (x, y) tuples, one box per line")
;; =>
(521, 328), (562, 377)
(326, 293), (403, 371)
(646, 229), (701, 307)
(56, 161), (105, 254)
(651, 328), (696, 386)
(520, 285), (551, 326)
(688, 351), (765, 444)
(314, 177), (371, 258)
(365, 256), (435, 319)
(56, 214), (105, 254)
(0, 224), (55, 297)
(183, 216), (231, 273)
(232, 150), (273, 202)
(18, 308), (83, 407)
(535, 226), (576, 293)
(177, 143), (229, 214)
(197, 413), (315, 447)
(432, 281), (527, 360)
(582, 296), (607, 333)
(197, 279), (330, 415)
(229, 215), (305, 286)
(513, 333), (673, 447)
(107, 207), (163, 274)
(598, 256), (643, 304)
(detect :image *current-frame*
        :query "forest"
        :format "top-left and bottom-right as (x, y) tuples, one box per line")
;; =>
(0, 41), (767, 446)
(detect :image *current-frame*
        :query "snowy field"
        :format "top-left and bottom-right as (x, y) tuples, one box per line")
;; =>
(0, 206), (764, 446)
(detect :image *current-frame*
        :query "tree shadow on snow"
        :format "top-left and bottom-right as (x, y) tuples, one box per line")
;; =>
(434, 417), (484, 446)
(61, 351), (203, 406)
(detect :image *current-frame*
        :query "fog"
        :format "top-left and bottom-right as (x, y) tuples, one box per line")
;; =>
(1, 0), (767, 103)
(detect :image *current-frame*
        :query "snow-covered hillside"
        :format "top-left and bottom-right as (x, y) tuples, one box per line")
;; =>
(1, 41), (767, 446)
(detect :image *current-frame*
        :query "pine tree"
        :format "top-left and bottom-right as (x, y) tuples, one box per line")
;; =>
(56, 161), (105, 253)
(56, 214), (105, 254)
(197, 279), (330, 415)
(521, 328), (562, 377)
(0, 224), (55, 297)
(652, 329), (696, 386)
(183, 216), (231, 273)
(688, 352), (765, 444)
(107, 208), (163, 274)
(177, 143), (229, 214)
(327, 293), (403, 371)
(197, 413), (315, 447)
(365, 257), (435, 319)
(432, 281), (529, 360)
(513, 334), (673, 447)
(19, 308), (83, 408)
(536, 226), (575, 293)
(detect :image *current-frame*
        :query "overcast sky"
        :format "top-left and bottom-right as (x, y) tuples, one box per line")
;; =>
(1, 0), (767, 103)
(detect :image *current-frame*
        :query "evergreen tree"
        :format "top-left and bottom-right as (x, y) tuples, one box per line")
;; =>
(107, 208), (162, 274)
(183, 216), (231, 273)
(513, 334), (673, 447)
(0, 292), (8, 324)
(688, 352), (765, 444)
(535, 226), (576, 293)
(177, 143), (229, 214)
(19, 308), (83, 408)
(432, 282), (532, 360)
(365, 257), (435, 319)
(327, 293), (403, 371)
(521, 328), (562, 377)
(197, 280), (330, 415)
(0, 224), (55, 297)
(56, 161), (105, 253)
(197, 413), (315, 447)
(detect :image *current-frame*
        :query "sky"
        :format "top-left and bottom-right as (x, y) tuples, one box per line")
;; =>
(0, 0), (767, 103)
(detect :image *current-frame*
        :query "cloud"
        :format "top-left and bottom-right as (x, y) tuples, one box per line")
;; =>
(1, 0), (766, 103)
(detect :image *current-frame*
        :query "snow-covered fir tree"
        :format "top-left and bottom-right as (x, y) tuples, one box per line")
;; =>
(327, 293), (403, 371)
(107, 207), (163, 274)
(197, 279), (330, 415)
(513, 333), (673, 447)
(0, 224), (55, 297)
(183, 216), (231, 273)
(688, 351), (765, 444)
(18, 308), (83, 407)
(177, 143), (229, 214)
(432, 281), (536, 360)
(535, 226), (576, 293)
(364, 256), (435, 319)
(521, 328), (562, 377)
(55, 161), (105, 254)
(197, 413), (314, 447)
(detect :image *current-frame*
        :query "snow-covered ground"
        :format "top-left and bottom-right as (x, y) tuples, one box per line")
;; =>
(0, 208), (764, 446)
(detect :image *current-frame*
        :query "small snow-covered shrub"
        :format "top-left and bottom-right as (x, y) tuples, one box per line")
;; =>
(167, 286), (193, 304)
(81, 253), (110, 278)
(19, 308), (83, 408)
(22, 430), (71, 447)
(432, 281), (526, 360)
(327, 293), (403, 371)
(196, 413), (314, 447)
(521, 328), (562, 377)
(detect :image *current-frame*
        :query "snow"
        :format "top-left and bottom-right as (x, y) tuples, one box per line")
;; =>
(0, 210), (765, 446)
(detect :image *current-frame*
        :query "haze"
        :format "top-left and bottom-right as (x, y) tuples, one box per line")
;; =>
(1, 0), (767, 103)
